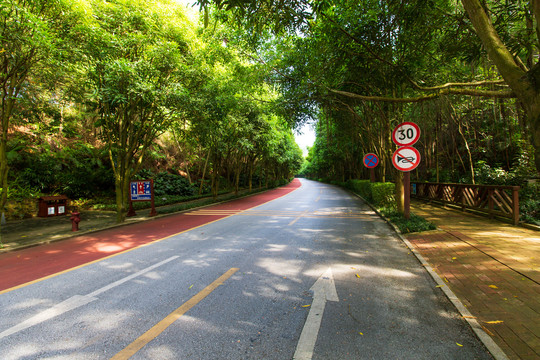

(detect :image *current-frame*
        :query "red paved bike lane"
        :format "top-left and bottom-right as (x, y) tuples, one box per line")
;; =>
(0, 180), (301, 293)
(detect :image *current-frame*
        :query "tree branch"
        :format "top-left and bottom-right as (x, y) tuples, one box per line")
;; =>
(318, 8), (507, 92)
(460, 0), (527, 94)
(328, 87), (515, 103)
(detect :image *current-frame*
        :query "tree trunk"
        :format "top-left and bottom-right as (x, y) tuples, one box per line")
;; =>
(462, 0), (540, 175)
(234, 163), (241, 195)
(248, 160), (254, 191)
(199, 149), (210, 195)
(395, 171), (404, 213)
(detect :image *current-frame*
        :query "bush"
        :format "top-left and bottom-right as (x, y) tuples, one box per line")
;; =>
(520, 182), (540, 226)
(474, 161), (517, 185)
(153, 172), (195, 197)
(371, 182), (395, 208)
(346, 179), (372, 201)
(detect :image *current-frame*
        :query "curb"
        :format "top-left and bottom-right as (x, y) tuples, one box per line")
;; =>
(350, 191), (510, 360)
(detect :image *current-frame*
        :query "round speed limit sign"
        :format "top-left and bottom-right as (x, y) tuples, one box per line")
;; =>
(392, 122), (420, 146)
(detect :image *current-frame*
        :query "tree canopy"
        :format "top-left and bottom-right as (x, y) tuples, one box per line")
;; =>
(1, 0), (302, 223)
(1, 0), (538, 225)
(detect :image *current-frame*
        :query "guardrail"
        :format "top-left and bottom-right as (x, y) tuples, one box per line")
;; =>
(411, 182), (520, 225)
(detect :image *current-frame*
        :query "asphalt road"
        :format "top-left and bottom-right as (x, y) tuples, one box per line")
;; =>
(0, 179), (492, 359)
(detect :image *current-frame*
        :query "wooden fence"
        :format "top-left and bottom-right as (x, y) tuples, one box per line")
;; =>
(411, 182), (520, 225)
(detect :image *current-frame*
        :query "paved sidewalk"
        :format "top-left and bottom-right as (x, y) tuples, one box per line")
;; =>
(407, 200), (540, 360)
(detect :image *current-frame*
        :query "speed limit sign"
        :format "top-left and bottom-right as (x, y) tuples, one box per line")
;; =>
(392, 122), (420, 146)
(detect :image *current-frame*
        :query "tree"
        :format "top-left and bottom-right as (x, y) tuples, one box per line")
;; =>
(0, 0), (79, 218)
(197, 0), (540, 176)
(461, 0), (540, 173)
(83, 0), (194, 222)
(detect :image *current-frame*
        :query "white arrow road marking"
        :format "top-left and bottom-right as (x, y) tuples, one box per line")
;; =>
(0, 255), (179, 339)
(293, 268), (339, 360)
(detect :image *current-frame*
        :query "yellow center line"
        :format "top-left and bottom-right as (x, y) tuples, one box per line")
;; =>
(110, 267), (239, 360)
(288, 209), (311, 226)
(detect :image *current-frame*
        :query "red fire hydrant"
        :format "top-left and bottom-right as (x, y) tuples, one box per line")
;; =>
(70, 212), (81, 231)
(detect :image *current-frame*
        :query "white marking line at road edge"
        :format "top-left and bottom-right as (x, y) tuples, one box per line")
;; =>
(0, 256), (180, 340)
(293, 268), (339, 360)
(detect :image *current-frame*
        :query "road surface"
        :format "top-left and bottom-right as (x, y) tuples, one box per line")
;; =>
(0, 179), (492, 359)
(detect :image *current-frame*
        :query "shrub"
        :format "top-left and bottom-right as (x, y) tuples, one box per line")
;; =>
(346, 179), (372, 201)
(371, 182), (395, 208)
(153, 172), (195, 197)
(520, 182), (540, 226)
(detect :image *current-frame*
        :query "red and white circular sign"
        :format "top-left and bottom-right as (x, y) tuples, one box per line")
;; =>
(392, 122), (420, 146)
(392, 146), (421, 172)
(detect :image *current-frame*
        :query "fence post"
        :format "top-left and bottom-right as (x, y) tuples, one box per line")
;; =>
(458, 185), (465, 211)
(488, 188), (494, 218)
(512, 186), (520, 225)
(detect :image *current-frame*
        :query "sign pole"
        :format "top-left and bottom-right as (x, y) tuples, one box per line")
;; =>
(391, 122), (420, 221)
(369, 168), (375, 183)
(404, 172), (411, 220)
(149, 179), (157, 217)
(129, 179), (156, 217)
(363, 153), (379, 182)
(127, 199), (136, 217)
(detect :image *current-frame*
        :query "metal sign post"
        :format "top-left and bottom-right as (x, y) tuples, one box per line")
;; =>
(392, 122), (421, 220)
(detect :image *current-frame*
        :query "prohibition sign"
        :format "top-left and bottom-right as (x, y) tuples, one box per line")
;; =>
(363, 153), (379, 168)
(392, 146), (421, 172)
(392, 122), (420, 146)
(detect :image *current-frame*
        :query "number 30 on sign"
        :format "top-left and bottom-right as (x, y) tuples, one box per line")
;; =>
(392, 122), (420, 147)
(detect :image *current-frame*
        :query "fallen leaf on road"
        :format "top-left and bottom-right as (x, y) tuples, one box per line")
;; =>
(456, 343), (463, 347)
(302, 304), (311, 308)
(358, 332), (363, 336)
(188, 284), (193, 289)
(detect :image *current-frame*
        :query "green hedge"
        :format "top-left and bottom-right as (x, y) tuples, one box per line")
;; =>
(371, 182), (395, 208)
(345, 179), (372, 201)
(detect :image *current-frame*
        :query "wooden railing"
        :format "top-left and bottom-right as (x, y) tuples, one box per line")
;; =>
(411, 182), (520, 225)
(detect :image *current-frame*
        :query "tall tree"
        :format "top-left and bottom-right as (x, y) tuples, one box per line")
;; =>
(84, 0), (194, 222)
(461, 0), (540, 173)
(0, 0), (78, 218)
(198, 0), (540, 175)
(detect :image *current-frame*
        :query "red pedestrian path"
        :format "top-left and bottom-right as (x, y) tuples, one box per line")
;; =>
(0, 180), (301, 293)
(407, 200), (540, 360)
